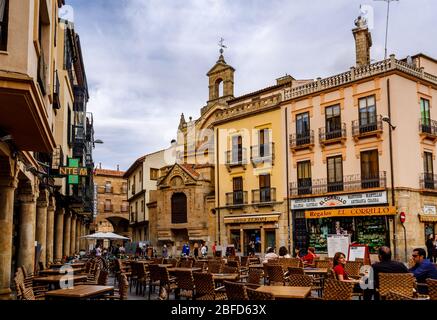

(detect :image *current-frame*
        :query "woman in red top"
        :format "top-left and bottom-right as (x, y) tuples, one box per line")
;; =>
(301, 247), (318, 265)
(333, 252), (350, 280)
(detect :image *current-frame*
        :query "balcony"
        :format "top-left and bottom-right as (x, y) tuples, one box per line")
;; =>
(225, 148), (247, 172)
(51, 145), (64, 170)
(319, 123), (346, 146)
(252, 188), (277, 205)
(289, 131), (315, 152)
(37, 48), (47, 96)
(53, 70), (61, 109)
(251, 143), (275, 167)
(225, 191), (248, 207)
(420, 173), (437, 190)
(419, 119), (437, 142)
(352, 115), (383, 140)
(290, 172), (387, 197)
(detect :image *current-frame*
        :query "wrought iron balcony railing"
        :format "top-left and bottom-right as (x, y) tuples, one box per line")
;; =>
(225, 191), (248, 206)
(37, 48), (47, 95)
(352, 115), (383, 137)
(289, 130), (315, 150)
(225, 148), (247, 166)
(419, 119), (437, 137)
(319, 123), (347, 144)
(251, 143), (275, 166)
(252, 188), (276, 204)
(290, 172), (387, 196)
(53, 70), (61, 109)
(420, 173), (437, 190)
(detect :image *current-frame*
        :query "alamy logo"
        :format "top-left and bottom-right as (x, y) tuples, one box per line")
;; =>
(359, 265), (374, 290)
(360, 5), (374, 30)
(59, 265), (75, 289)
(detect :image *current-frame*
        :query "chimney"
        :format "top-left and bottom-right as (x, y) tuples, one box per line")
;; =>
(352, 15), (372, 68)
(99, 162), (102, 169)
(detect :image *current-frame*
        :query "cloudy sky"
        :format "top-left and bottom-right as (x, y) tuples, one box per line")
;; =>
(67, 0), (437, 171)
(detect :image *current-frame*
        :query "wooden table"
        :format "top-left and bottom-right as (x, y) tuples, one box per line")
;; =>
(167, 267), (202, 273)
(33, 275), (88, 290)
(255, 286), (312, 299)
(211, 273), (240, 282)
(249, 264), (264, 269)
(303, 268), (328, 275)
(158, 264), (174, 268)
(45, 285), (114, 300)
(39, 268), (84, 275)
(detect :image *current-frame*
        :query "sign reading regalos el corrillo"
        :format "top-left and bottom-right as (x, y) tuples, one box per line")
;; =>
(59, 167), (89, 176)
(305, 206), (397, 219)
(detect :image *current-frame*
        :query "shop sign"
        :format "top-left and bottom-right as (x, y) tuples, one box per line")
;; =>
(423, 205), (437, 215)
(291, 191), (387, 210)
(305, 206), (396, 219)
(224, 214), (280, 224)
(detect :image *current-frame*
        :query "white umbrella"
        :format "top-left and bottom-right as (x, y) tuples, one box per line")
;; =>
(82, 232), (130, 240)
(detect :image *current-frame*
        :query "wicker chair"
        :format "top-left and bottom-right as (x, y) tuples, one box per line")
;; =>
(288, 274), (314, 287)
(208, 261), (223, 274)
(246, 268), (263, 285)
(266, 264), (288, 285)
(287, 267), (305, 275)
(344, 261), (362, 279)
(322, 278), (354, 300)
(147, 264), (162, 300)
(193, 272), (227, 300)
(174, 270), (196, 300)
(157, 265), (178, 300)
(223, 266), (239, 275)
(246, 287), (275, 300)
(315, 260), (332, 269)
(224, 281), (249, 300)
(180, 259), (194, 268)
(427, 278), (437, 300)
(106, 273), (129, 300)
(193, 261), (206, 271)
(378, 273), (416, 299)
(385, 290), (415, 300)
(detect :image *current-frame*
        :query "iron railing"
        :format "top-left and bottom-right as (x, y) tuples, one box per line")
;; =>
(419, 119), (437, 137)
(225, 148), (247, 166)
(420, 173), (437, 190)
(225, 191), (248, 206)
(352, 115), (383, 137)
(319, 123), (346, 143)
(289, 130), (314, 149)
(251, 143), (275, 165)
(252, 188), (276, 203)
(290, 172), (387, 196)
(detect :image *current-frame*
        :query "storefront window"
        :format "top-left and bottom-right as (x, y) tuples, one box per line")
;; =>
(230, 230), (241, 252)
(355, 216), (388, 253)
(265, 230), (275, 250)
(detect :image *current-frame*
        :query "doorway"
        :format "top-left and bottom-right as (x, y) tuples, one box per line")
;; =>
(244, 229), (261, 256)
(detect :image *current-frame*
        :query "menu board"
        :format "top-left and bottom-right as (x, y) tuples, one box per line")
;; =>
(327, 234), (351, 258)
(348, 246), (366, 261)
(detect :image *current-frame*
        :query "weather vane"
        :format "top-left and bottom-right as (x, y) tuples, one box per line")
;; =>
(218, 37), (227, 54)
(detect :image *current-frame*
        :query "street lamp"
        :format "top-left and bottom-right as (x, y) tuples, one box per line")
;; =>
(93, 139), (103, 144)
(382, 116), (396, 130)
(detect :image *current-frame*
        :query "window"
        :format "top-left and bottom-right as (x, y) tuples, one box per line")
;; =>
(258, 129), (270, 157)
(297, 161), (312, 195)
(171, 193), (187, 224)
(104, 199), (112, 211)
(359, 95), (377, 133)
(121, 182), (127, 194)
(421, 98), (431, 133)
(325, 105), (341, 139)
(67, 107), (72, 145)
(150, 168), (159, 180)
(105, 181), (112, 193)
(232, 135), (243, 163)
(0, 0), (9, 51)
(135, 202), (138, 222)
(259, 174), (271, 202)
(233, 177), (243, 205)
(424, 152), (434, 189)
(327, 156), (343, 192)
(360, 150), (379, 188)
(141, 200), (144, 212)
(296, 112), (310, 145)
(121, 201), (128, 212)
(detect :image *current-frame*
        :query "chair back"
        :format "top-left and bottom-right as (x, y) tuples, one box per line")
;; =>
(288, 274), (313, 287)
(97, 269), (109, 286)
(315, 260), (332, 269)
(344, 261), (362, 278)
(148, 264), (161, 283)
(174, 270), (195, 291)
(207, 261), (223, 274)
(385, 290), (414, 300)
(378, 273), (415, 298)
(224, 281), (248, 300)
(193, 261), (206, 271)
(322, 278), (354, 300)
(118, 273), (129, 300)
(227, 260), (239, 268)
(247, 268), (263, 285)
(180, 259), (193, 268)
(167, 258), (178, 267)
(223, 266), (238, 274)
(246, 287), (275, 300)
(240, 256), (249, 267)
(266, 264), (286, 285)
(193, 272), (216, 298)
(427, 278), (437, 300)
(287, 267), (304, 275)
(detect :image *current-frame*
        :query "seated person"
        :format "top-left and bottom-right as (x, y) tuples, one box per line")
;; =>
(278, 246), (291, 258)
(409, 247), (437, 294)
(262, 247), (279, 263)
(301, 247), (318, 265)
(333, 252), (354, 281)
(370, 246), (409, 300)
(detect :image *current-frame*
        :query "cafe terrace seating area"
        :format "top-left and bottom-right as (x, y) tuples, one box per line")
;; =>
(11, 255), (437, 301)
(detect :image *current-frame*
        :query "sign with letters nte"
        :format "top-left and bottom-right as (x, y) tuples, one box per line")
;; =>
(59, 158), (88, 184)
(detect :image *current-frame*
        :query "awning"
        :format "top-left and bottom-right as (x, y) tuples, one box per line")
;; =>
(419, 214), (437, 222)
(224, 213), (280, 224)
(305, 206), (397, 219)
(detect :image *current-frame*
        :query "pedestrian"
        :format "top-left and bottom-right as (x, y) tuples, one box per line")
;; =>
(212, 241), (217, 257)
(162, 244), (168, 258)
(409, 247), (437, 294)
(95, 244), (102, 257)
(426, 234), (434, 261)
(201, 243), (208, 257)
(193, 242), (199, 258)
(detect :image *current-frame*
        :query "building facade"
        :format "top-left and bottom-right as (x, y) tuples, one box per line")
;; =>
(0, 0), (95, 298)
(93, 168), (129, 239)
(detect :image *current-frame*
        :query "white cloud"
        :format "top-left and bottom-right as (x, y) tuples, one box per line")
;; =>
(69, 0), (437, 170)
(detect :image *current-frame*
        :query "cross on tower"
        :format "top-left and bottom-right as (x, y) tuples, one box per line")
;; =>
(218, 37), (227, 54)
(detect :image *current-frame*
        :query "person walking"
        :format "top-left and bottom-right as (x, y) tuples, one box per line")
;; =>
(193, 242), (199, 258)
(426, 234), (434, 262)
(162, 244), (168, 259)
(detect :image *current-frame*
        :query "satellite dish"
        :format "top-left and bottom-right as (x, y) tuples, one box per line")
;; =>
(406, 56), (413, 66)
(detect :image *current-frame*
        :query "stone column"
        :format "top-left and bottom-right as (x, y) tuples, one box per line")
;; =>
(70, 214), (77, 254)
(46, 196), (55, 264)
(54, 207), (64, 260)
(0, 175), (18, 299)
(63, 212), (71, 257)
(36, 189), (49, 266)
(17, 181), (38, 275)
(76, 218), (81, 252)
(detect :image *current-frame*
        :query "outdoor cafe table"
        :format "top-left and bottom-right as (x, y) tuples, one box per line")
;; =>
(167, 267), (202, 273)
(255, 285), (312, 299)
(303, 267), (328, 275)
(45, 285), (114, 300)
(248, 264), (264, 269)
(33, 275), (88, 290)
(211, 273), (240, 282)
(39, 268), (85, 275)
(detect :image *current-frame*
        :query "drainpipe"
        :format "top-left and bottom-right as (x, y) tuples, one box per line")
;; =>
(285, 107), (292, 254)
(216, 128), (221, 246)
(387, 78), (398, 260)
